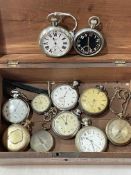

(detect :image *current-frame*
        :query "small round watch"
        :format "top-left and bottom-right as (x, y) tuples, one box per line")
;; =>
(2, 90), (30, 124)
(74, 16), (104, 56)
(30, 130), (54, 152)
(75, 118), (107, 152)
(52, 109), (81, 139)
(79, 85), (108, 115)
(31, 94), (51, 114)
(106, 117), (131, 146)
(51, 81), (79, 110)
(39, 12), (77, 57)
(3, 124), (30, 152)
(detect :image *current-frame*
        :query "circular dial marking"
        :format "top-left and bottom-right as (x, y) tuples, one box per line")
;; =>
(30, 130), (54, 152)
(80, 88), (108, 115)
(75, 126), (107, 152)
(51, 84), (78, 110)
(74, 29), (104, 56)
(52, 111), (80, 139)
(3, 124), (30, 152)
(3, 98), (30, 123)
(31, 94), (51, 114)
(106, 118), (131, 145)
(40, 29), (71, 57)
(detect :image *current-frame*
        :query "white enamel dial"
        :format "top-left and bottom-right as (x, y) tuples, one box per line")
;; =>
(75, 126), (107, 152)
(52, 111), (80, 139)
(39, 27), (72, 57)
(51, 84), (78, 110)
(31, 94), (51, 114)
(3, 98), (30, 124)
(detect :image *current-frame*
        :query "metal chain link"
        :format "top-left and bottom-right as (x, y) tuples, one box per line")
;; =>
(110, 87), (131, 119)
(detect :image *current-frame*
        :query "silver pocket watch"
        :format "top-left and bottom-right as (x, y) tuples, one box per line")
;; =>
(52, 109), (81, 139)
(75, 117), (107, 152)
(30, 130), (54, 152)
(74, 16), (104, 56)
(2, 90), (30, 124)
(51, 81), (79, 111)
(39, 12), (77, 57)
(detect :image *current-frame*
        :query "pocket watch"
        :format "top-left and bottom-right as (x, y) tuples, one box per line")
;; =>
(79, 85), (108, 115)
(106, 88), (131, 146)
(51, 81), (79, 110)
(74, 16), (104, 56)
(39, 12), (77, 57)
(30, 130), (54, 152)
(106, 117), (131, 146)
(2, 90), (30, 124)
(31, 94), (51, 114)
(52, 109), (81, 139)
(3, 124), (30, 152)
(75, 117), (107, 152)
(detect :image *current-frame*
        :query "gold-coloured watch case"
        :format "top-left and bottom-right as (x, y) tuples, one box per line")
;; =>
(31, 94), (52, 114)
(79, 87), (109, 116)
(105, 118), (131, 146)
(2, 124), (30, 152)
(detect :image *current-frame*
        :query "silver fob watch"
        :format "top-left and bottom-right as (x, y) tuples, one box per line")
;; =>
(74, 16), (104, 56)
(39, 12), (77, 57)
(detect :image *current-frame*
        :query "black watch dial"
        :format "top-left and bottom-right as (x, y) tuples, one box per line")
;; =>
(74, 30), (104, 56)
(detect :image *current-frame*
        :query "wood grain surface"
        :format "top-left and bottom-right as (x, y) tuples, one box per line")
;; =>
(0, 0), (131, 57)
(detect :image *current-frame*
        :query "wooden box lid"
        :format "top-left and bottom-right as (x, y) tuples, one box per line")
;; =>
(0, 0), (131, 64)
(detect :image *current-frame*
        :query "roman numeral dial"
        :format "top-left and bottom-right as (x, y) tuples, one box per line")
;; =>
(39, 28), (72, 57)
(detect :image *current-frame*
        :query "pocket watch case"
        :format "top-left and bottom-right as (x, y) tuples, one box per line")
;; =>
(1, 0), (131, 166)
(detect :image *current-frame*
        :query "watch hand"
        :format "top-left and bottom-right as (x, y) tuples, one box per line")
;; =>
(90, 140), (101, 150)
(62, 117), (66, 124)
(90, 140), (95, 151)
(65, 115), (68, 125)
(64, 90), (68, 98)
(13, 101), (21, 113)
(87, 37), (90, 53)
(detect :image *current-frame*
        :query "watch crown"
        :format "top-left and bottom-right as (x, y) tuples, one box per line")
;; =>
(72, 80), (80, 88)
(73, 109), (82, 116)
(82, 117), (92, 126)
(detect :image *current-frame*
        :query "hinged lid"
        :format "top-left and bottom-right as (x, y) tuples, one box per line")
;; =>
(1, 0), (131, 64)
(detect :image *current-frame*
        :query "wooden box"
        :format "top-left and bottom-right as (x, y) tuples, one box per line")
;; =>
(0, 0), (131, 165)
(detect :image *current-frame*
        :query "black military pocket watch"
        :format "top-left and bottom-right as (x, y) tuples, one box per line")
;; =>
(74, 16), (104, 56)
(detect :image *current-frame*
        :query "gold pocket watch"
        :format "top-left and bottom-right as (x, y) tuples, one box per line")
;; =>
(74, 16), (104, 56)
(52, 109), (81, 139)
(31, 94), (51, 114)
(2, 90), (30, 124)
(106, 88), (131, 146)
(3, 124), (30, 152)
(39, 12), (77, 57)
(79, 85), (108, 115)
(75, 117), (107, 152)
